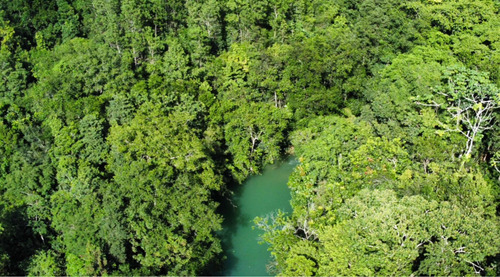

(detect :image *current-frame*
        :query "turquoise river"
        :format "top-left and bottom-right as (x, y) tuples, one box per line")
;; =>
(216, 157), (297, 276)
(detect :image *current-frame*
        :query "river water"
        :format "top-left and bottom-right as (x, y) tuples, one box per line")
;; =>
(216, 157), (297, 276)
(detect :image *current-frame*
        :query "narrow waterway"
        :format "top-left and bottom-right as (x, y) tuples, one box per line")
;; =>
(216, 157), (297, 276)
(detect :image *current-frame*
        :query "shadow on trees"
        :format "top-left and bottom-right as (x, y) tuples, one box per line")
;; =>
(0, 206), (42, 275)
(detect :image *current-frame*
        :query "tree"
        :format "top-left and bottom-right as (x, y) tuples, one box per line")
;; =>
(107, 103), (223, 275)
(318, 189), (500, 276)
(224, 102), (291, 182)
(417, 67), (500, 156)
(0, 219), (9, 274)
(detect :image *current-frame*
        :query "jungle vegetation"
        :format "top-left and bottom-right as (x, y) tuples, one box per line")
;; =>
(0, 0), (499, 275)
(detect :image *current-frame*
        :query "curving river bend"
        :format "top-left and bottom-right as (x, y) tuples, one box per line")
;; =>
(215, 157), (297, 276)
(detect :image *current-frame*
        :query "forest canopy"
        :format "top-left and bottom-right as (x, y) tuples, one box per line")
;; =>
(0, 0), (499, 275)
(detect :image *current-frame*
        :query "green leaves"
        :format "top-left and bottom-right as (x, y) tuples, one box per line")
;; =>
(261, 106), (500, 275)
(107, 103), (222, 274)
(224, 102), (291, 181)
(430, 66), (500, 156)
(318, 189), (500, 276)
(27, 250), (62, 276)
(1, 0), (499, 275)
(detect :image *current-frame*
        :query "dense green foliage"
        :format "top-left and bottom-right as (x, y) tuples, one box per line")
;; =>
(0, 0), (499, 275)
